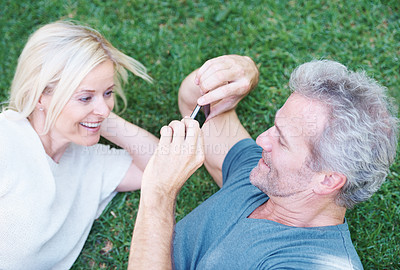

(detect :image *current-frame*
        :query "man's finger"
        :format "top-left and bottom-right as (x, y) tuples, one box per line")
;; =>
(198, 69), (232, 94)
(196, 56), (223, 79)
(197, 83), (234, 106)
(159, 125), (172, 145)
(168, 120), (185, 144)
(181, 118), (200, 143)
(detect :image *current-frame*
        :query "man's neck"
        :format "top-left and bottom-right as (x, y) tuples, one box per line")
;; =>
(248, 195), (346, 227)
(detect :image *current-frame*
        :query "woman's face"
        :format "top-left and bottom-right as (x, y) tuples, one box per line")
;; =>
(46, 60), (115, 147)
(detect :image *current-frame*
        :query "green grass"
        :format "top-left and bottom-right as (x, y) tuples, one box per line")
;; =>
(1, 0), (399, 269)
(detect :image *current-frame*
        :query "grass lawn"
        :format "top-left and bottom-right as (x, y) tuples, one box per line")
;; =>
(1, 0), (399, 269)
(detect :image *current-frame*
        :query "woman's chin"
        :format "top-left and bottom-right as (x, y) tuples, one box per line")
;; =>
(77, 135), (100, 147)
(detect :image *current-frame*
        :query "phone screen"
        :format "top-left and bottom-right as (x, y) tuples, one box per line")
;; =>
(193, 104), (210, 127)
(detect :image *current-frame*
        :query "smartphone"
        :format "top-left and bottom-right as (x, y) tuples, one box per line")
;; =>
(190, 104), (210, 127)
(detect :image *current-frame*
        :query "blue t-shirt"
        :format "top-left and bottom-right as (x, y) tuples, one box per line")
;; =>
(173, 138), (363, 269)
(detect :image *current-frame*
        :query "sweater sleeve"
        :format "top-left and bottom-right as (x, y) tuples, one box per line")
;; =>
(78, 143), (133, 218)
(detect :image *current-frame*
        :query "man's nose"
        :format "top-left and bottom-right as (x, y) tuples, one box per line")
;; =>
(255, 127), (274, 152)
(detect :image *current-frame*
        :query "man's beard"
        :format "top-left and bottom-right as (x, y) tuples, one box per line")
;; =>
(249, 153), (315, 198)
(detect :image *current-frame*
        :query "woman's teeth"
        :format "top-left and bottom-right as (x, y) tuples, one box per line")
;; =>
(80, 122), (101, 128)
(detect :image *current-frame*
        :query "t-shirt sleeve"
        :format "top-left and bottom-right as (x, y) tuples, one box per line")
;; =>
(221, 138), (262, 187)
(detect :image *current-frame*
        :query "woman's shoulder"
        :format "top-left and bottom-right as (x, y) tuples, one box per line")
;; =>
(0, 110), (30, 131)
(0, 110), (37, 150)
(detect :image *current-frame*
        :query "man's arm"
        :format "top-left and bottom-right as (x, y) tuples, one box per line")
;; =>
(200, 110), (250, 186)
(128, 118), (204, 269)
(179, 55), (259, 186)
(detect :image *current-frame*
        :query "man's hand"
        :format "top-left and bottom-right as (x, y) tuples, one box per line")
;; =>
(128, 117), (204, 270)
(141, 117), (205, 199)
(195, 55), (259, 120)
(178, 55), (255, 185)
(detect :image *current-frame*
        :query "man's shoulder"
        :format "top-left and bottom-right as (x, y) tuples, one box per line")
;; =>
(198, 220), (362, 269)
(222, 138), (261, 185)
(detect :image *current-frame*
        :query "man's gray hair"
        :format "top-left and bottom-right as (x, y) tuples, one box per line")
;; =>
(289, 60), (398, 209)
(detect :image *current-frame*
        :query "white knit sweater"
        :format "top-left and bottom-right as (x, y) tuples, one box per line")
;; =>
(0, 110), (132, 269)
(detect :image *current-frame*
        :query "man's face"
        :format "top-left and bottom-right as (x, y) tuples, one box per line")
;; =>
(250, 93), (328, 198)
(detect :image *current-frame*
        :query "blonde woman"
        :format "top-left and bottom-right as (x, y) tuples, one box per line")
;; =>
(0, 21), (159, 269)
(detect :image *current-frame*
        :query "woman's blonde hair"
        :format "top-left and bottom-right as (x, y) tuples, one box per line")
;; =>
(7, 20), (152, 133)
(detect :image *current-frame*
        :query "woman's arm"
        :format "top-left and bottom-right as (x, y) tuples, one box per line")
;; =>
(101, 112), (159, 191)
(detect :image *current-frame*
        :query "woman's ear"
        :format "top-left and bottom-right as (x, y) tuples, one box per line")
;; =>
(314, 172), (347, 195)
(29, 93), (50, 135)
(36, 93), (51, 112)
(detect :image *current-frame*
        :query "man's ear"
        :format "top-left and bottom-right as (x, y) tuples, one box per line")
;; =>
(314, 172), (346, 195)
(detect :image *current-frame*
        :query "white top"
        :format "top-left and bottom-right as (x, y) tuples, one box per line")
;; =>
(0, 110), (132, 270)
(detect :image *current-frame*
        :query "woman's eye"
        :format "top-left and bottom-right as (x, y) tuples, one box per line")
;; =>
(79, 96), (92, 102)
(104, 90), (114, 97)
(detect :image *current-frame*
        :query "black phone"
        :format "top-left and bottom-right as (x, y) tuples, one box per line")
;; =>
(190, 104), (210, 127)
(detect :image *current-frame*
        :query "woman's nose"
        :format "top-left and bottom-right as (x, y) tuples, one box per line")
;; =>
(93, 97), (112, 117)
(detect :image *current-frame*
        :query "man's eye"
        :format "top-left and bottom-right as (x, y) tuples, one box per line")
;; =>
(279, 139), (285, 147)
